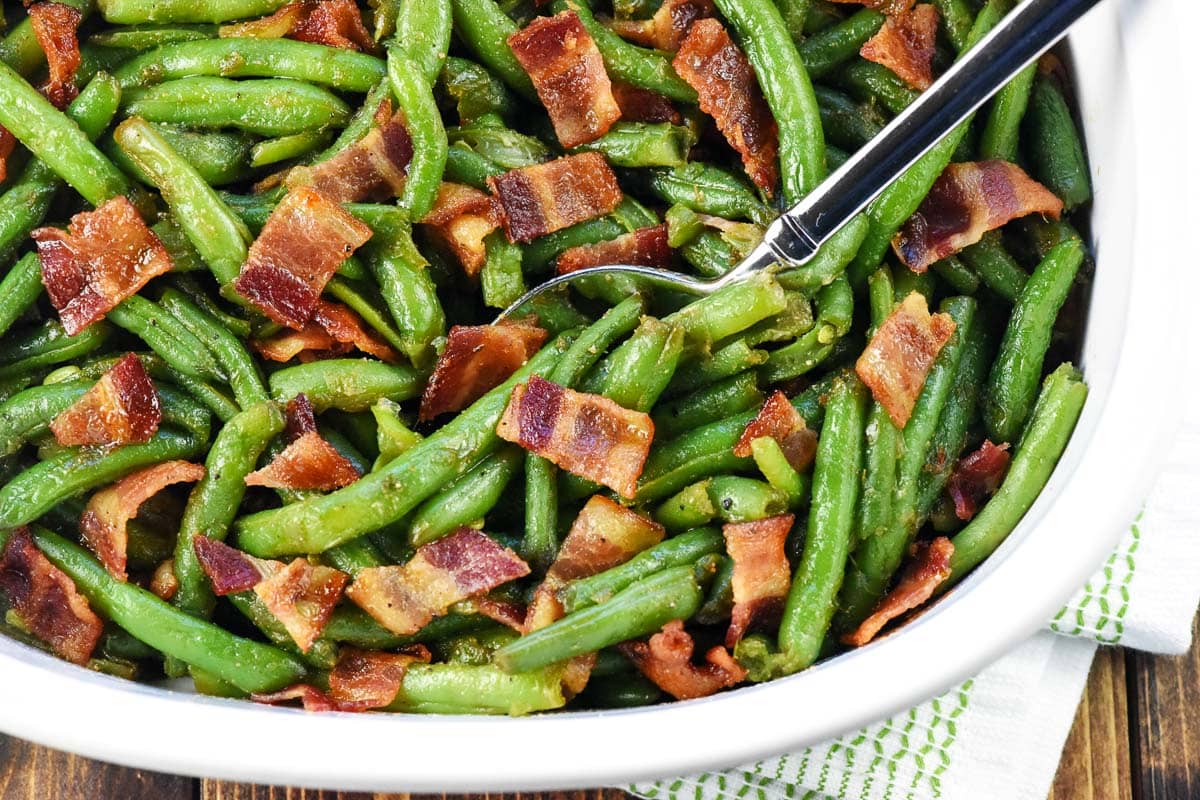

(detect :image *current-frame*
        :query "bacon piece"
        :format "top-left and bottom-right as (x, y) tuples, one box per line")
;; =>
(254, 558), (349, 652)
(860, 4), (938, 91)
(674, 20), (779, 196)
(946, 440), (1011, 521)
(244, 431), (361, 491)
(497, 376), (654, 498)
(252, 324), (348, 363)
(0, 528), (102, 665)
(327, 647), (431, 711)
(233, 186), (373, 328)
(556, 224), (671, 275)
(150, 559), (179, 601)
(611, 82), (682, 124)
(855, 292), (956, 428)
(893, 161), (1064, 272)
(621, 620), (746, 700)
(843, 537), (953, 646)
(284, 393), (318, 438)
(0, 128), (16, 183)
(346, 528), (531, 635)
(251, 684), (339, 712)
(732, 391), (818, 472)
(221, 0), (372, 51)
(829, 0), (915, 14)
(79, 461), (205, 582)
(419, 321), (548, 421)
(509, 11), (621, 148)
(610, 0), (715, 52)
(254, 300), (398, 363)
(192, 536), (277, 596)
(49, 353), (161, 448)
(32, 197), (174, 335)
(29, 3), (83, 108)
(488, 153), (623, 243)
(287, 102), (412, 202)
(422, 183), (502, 276)
(722, 515), (793, 647)
(525, 496), (663, 631)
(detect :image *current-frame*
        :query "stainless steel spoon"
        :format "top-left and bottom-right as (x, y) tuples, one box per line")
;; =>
(498, 0), (1102, 320)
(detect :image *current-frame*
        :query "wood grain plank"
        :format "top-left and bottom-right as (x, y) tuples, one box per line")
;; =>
(1130, 614), (1200, 800)
(0, 734), (194, 799)
(1047, 646), (1133, 800)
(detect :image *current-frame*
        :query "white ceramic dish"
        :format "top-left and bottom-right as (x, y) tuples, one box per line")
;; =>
(0, 0), (1190, 791)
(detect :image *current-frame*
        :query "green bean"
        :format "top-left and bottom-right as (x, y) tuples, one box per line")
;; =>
(321, 607), (484, 649)
(979, 62), (1037, 162)
(368, 399), (419, 468)
(776, 214), (869, 294)
(665, 272), (788, 354)
(495, 565), (703, 673)
(598, 319), (685, 412)
(444, 142), (505, 189)
(322, 276), (406, 354)
(750, 436), (807, 506)
(364, 229), (445, 369)
(575, 122), (696, 168)
(109, 124), (254, 187)
(114, 38), (384, 92)
(312, 78), (390, 164)
(644, 163), (774, 225)
(90, 25), (218, 50)
(931, 0), (975, 53)
(449, 0), (537, 99)
(655, 482), (716, 531)
(778, 374), (866, 666)
(223, 592), (339, 670)
(236, 334), (573, 556)
(708, 475), (789, 522)
(799, 9), (885, 78)
(773, 0), (810, 44)
(481, 232), (527, 309)
(323, 538), (388, 576)
(409, 447), (523, 546)
(159, 290), (267, 410)
(0, 254), (43, 339)
(250, 130), (330, 168)
(0, 321), (113, 381)
(387, 49), (448, 221)
(816, 85), (885, 151)
(114, 116), (252, 287)
(947, 364), (1087, 580)
(394, 0), (452, 85)
(522, 217), (630, 275)
(854, 269), (901, 545)
(665, 339), (768, 396)
(761, 275), (853, 383)
(441, 56), (519, 123)
(386, 662), (566, 714)
(836, 59), (919, 116)
(959, 232), (1028, 302)
(933, 255), (981, 295)
(1024, 74), (1092, 210)
(0, 380), (89, 456)
(106, 296), (226, 382)
(268, 359), (422, 412)
(983, 237), (1085, 444)
(579, 673), (663, 708)
(98, 0), (289, 23)
(27, 526), (306, 693)
(653, 372), (763, 441)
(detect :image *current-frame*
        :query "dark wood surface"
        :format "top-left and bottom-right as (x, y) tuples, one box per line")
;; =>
(2, 618), (1197, 800)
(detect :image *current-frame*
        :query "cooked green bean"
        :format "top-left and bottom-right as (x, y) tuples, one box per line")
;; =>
(388, 49), (448, 220)
(979, 62), (1037, 161)
(106, 295), (226, 382)
(653, 372), (763, 440)
(1025, 74), (1092, 210)
(268, 359), (422, 412)
(409, 446), (523, 546)
(799, 9), (885, 78)
(0, 321), (114, 381)
(450, 0), (537, 99)
(645, 163), (774, 225)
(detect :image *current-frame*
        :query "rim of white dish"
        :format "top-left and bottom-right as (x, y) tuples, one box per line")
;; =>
(0, 0), (1188, 792)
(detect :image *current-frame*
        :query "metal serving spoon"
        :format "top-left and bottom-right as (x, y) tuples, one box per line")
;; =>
(499, 0), (1102, 320)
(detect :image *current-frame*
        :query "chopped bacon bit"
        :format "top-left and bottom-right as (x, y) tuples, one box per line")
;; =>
(674, 20), (779, 196)
(192, 535), (278, 596)
(946, 440), (1011, 521)
(254, 558), (348, 652)
(0, 528), (102, 665)
(462, 595), (528, 632)
(843, 537), (953, 646)
(285, 393), (318, 439)
(419, 321), (548, 421)
(610, 0), (715, 52)
(253, 301), (397, 363)
(723, 515), (793, 647)
(346, 528), (531, 635)
(221, 0), (372, 51)
(621, 620), (747, 700)
(829, 0), (915, 14)
(79, 461), (205, 582)
(150, 559), (179, 601)
(29, 3), (82, 109)
(327, 647), (431, 711)
(220, 2), (305, 37)
(233, 186), (373, 328)
(509, 11), (621, 148)
(251, 684), (339, 712)
(421, 183), (502, 276)
(526, 496), (663, 631)
(311, 300), (399, 362)
(893, 160), (1064, 272)
(856, 292), (956, 428)
(423, 182), (497, 226)
(860, 4), (938, 90)
(732, 391), (818, 472)
(33, 197), (174, 335)
(253, 324), (349, 363)
(556, 224), (671, 275)
(49, 353), (161, 448)
(496, 376), (654, 498)
(611, 82), (682, 125)
(287, 102), (412, 202)
(488, 153), (623, 243)
(0, 128), (16, 183)
(244, 431), (361, 491)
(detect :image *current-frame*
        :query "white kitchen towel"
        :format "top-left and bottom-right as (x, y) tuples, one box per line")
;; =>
(628, 414), (1200, 800)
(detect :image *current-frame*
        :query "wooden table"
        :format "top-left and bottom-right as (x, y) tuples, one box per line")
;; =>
(2, 618), (1196, 800)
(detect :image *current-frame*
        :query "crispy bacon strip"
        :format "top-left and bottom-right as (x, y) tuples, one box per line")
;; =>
(843, 537), (953, 646)
(0, 128), (16, 183)
(422, 183), (502, 276)
(150, 559), (179, 601)
(526, 496), (663, 631)
(732, 391), (818, 472)
(419, 321), (548, 421)
(254, 557), (349, 652)
(79, 461), (205, 582)
(251, 684), (339, 712)
(855, 292), (956, 428)
(33, 197), (175, 335)
(946, 440), (1011, 521)
(49, 353), (161, 448)
(860, 4), (938, 90)
(326, 646), (431, 711)
(722, 515), (793, 647)
(287, 102), (412, 202)
(29, 2), (83, 108)
(192, 535), (276, 596)
(621, 620), (747, 700)
(610, 0), (715, 52)
(253, 299), (398, 363)
(244, 431), (361, 490)
(284, 393), (318, 438)
(497, 376), (654, 498)
(252, 324), (348, 363)
(509, 11), (621, 148)
(829, 0), (915, 14)
(893, 160), (1064, 272)
(611, 82), (682, 124)
(556, 224), (671, 275)
(233, 186), (373, 328)
(221, 0), (372, 51)
(488, 153), (623, 243)
(0, 527), (102, 665)
(674, 20), (779, 196)
(346, 528), (531, 635)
